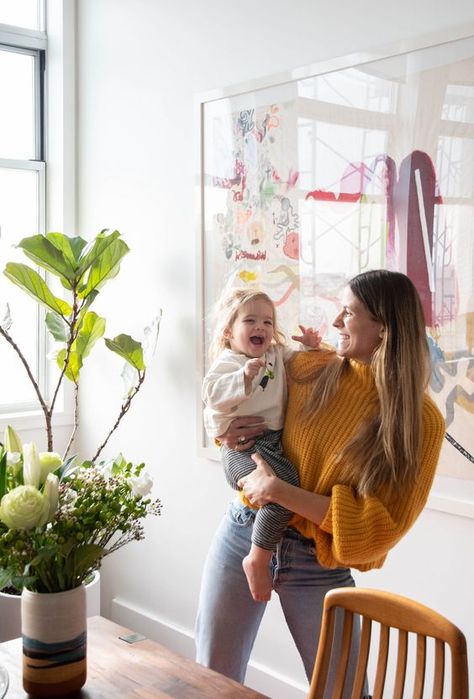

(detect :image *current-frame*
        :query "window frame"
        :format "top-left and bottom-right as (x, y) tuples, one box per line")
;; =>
(0, 0), (75, 432)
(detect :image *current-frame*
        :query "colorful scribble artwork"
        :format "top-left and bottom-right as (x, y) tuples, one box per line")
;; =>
(203, 99), (303, 335)
(201, 35), (474, 479)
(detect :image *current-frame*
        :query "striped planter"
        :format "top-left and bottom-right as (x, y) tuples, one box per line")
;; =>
(21, 585), (87, 697)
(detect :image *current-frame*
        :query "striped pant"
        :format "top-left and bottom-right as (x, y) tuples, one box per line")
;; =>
(221, 430), (299, 550)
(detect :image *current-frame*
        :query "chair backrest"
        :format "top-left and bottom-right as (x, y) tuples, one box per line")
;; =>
(308, 588), (469, 699)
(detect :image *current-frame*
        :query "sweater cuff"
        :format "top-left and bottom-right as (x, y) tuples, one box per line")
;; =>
(319, 497), (334, 534)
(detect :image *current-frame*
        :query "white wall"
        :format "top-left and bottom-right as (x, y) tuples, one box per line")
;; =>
(75, 2), (474, 696)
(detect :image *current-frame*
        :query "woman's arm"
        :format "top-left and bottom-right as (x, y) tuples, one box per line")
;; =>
(238, 453), (330, 525)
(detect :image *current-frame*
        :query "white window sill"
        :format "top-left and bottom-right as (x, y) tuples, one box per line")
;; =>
(0, 409), (74, 433)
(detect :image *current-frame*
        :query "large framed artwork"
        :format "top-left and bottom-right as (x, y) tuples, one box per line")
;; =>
(197, 28), (474, 515)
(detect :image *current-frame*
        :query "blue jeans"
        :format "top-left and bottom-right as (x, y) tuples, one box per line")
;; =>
(195, 500), (362, 694)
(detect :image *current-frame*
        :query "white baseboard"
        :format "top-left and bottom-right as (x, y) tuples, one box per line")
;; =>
(110, 596), (308, 699)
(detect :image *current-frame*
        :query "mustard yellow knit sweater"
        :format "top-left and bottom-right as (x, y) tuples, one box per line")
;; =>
(281, 350), (445, 572)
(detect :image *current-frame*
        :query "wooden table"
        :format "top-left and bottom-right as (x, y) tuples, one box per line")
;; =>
(0, 615), (268, 698)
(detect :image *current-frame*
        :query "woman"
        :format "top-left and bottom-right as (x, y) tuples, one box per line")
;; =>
(195, 270), (445, 692)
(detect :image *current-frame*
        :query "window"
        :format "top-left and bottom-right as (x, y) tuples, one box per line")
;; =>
(0, 3), (47, 415)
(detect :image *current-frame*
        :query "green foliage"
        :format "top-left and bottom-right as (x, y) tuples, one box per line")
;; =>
(4, 262), (73, 316)
(105, 334), (144, 371)
(0, 448), (161, 593)
(1, 229), (161, 456)
(0, 451), (7, 501)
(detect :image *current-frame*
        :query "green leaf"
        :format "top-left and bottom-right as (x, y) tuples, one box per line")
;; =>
(105, 334), (144, 371)
(57, 348), (82, 382)
(78, 238), (129, 298)
(55, 455), (77, 482)
(17, 234), (77, 286)
(121, 362), (140, 398)
(46, 232), (88, 266)
(29, 546), (57, 567)
(142, 311), (162, 366)
(73, 544), (105, 572)
(77, 229), (123, 276)
(0, 303), (12, 332)
(45, 312), (68, 342)
(4, 263), (72, 317)
(0, 568), (13, 592)
(0, 450), (7, 500)
(75, 312), (106, 360)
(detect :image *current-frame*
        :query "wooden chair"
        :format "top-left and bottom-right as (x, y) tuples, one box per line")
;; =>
(308, 588), (469, 699)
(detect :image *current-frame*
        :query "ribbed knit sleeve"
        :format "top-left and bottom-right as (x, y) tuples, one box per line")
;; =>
(283, 352), (445, 571)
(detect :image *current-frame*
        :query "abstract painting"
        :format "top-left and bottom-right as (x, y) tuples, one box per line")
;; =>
(198, 33), (474, 488)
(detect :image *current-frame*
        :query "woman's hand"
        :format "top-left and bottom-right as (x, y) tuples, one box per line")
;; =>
(241, 454), (332, 526)
(237, 453), (278, 506)
(217, 416), (266, 451)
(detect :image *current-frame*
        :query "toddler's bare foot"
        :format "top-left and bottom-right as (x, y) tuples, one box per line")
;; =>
(242, 553), (272, 602)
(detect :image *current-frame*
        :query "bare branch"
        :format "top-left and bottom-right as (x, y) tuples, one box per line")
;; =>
(91, 370), (146, 463)
(0, 325), (53, 449)
(63, 382), (79, 460)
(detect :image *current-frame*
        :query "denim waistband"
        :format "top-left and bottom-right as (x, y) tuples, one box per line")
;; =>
(285, 527), (314, 544)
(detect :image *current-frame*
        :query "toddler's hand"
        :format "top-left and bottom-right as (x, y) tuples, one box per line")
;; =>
(291, 325), (322, 349)
(244, 358), (266, 379)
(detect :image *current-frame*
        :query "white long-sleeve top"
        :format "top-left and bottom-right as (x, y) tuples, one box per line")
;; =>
(202, 344), (296, 438)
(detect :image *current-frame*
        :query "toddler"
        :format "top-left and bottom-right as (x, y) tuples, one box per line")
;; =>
(202, 289), (320, 601)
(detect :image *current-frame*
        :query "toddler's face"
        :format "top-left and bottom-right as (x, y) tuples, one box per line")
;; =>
(226, 299), (275, 358)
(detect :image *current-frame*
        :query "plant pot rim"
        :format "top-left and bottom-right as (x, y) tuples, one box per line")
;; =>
(0, 570), (100, 598)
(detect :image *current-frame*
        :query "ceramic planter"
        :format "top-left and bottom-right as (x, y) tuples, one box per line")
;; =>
(0, 571), (100, 643)
(21, 584), (87, 697)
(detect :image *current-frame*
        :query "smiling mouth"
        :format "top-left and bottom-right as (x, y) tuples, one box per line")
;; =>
(250, 336), (264, 345)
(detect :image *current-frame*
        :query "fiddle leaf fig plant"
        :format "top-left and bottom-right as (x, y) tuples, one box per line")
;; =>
(0, 229), (160, 461)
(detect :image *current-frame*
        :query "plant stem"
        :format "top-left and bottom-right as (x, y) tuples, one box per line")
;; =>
(91, 370), (146, 462)
(49, 291), (81, 416)
(63, 382), (79, 460)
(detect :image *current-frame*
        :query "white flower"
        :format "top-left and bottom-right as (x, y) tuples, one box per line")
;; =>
(43, 473), (59, 522)
(7, 451), (21, 468)
(128, 471), (153, 498)
(0, 485), (49, 530)
(23, 443), (41, 489)
(4, 425), (22, 453)
(39, 451), (62, 484)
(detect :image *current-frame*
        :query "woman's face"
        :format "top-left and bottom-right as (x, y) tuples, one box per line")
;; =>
(332, 286), (384, 364)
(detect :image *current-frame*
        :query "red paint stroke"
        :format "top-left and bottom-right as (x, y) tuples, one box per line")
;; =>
(305, 189), (361, 203)
(286, 168), (299, 190)
(283, 231), (299, 260)
(273, 282), (298, 307)
(394, 150), (436, 325)
(235, 249), (267, 261)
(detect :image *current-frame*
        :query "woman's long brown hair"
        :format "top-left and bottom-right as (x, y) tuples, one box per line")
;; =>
(302, 270), (431, 498)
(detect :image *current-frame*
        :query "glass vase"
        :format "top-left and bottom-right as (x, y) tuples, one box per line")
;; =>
(21, 585), (87, 697)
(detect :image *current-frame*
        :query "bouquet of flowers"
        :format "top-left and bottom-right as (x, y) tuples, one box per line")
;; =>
(0, 426), (161, 593)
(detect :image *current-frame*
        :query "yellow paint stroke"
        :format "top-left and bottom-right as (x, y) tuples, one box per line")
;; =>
(239, 270), (257, 284)
(263, 265), (300, 306)
(266, 264), (300, 287)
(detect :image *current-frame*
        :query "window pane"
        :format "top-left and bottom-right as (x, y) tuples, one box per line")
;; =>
(0, 0), (41, 30)
(0, 48), (35, 159)
(0, 167), (40, 409)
